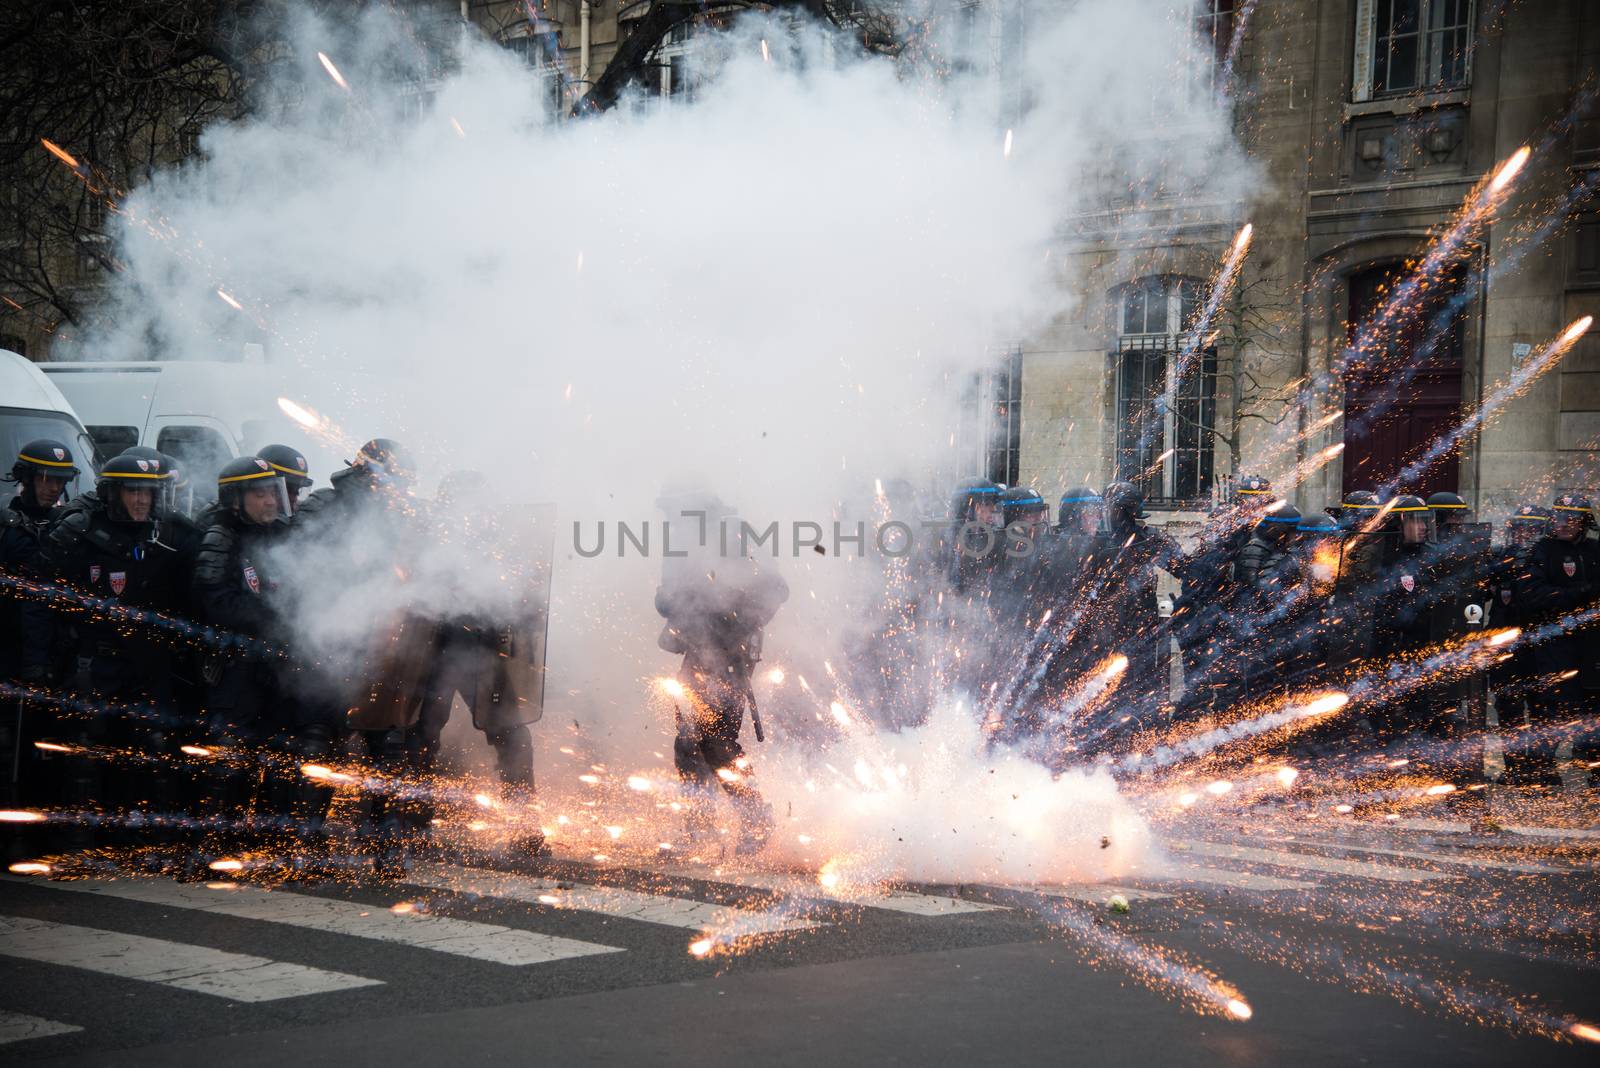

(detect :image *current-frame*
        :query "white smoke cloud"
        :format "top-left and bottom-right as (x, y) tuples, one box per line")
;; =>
(79, 0), (1258, 880)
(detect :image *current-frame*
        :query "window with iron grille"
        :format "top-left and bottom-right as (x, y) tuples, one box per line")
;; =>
(1357, 0), (1473, 100)
(1113, 278), (1215, 506)
(986, 345), (1023, 487)
(1194, 0), (1237, 95)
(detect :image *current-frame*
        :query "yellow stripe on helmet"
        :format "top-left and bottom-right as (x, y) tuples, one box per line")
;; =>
(100, 471), (168, 480)
(18, 453), (75, 468)
(218, 470), (278, 485)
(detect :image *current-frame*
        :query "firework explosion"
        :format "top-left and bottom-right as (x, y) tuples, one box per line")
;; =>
(3, 1), (1598, 1058)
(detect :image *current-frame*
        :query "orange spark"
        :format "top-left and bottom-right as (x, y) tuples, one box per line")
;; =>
(317, 52), (351, 91)
(1488, 146), (1530, 195)
(40, 139), (80, 169)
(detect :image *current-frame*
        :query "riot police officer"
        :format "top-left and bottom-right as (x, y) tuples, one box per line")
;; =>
(656, 512), (788, 853)
(1364, 495), (1481, 785)
(995, 486), (1051, 618)
(946, 476), (1004, 594)
(1514, 493), (1600, 787)
(1169, 479), (1271, 718)
(288, 438), (426, 873)
(408, 471), (541, 852)
(27, 453), (187, 843)
(1094, 482), (1180, 731)
(1, 441), (78, 815)
(1212, 502), (1303, 710)
(191, 457), (298, 851)
(1490, 505), (1552, 781)
(2, 440), (78, 670)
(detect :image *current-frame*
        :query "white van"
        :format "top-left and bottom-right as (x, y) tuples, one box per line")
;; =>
(0, 349), (98, 495)
(39, 361), (363, 503)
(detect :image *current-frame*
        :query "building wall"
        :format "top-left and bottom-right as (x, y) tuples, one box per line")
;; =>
(1017, 0), (1600, 526)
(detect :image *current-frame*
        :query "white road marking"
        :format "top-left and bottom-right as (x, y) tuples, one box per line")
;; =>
(1273, 837), (1571, 876)
(658, 866), (1008, 916)
(1152, 862), (1316, 892)
(1391, 818), (1600, 842)
(0, 915), (378, 1002)
(407, 863), (820, 935)
(996, 883), (1174, 904)
(0, 1010), (83, 1045)
(16, 877), (624, 967)
(1170, 840), (1448, 883)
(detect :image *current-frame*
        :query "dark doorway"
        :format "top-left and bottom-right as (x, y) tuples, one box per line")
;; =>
(1341, 262), (1467, 498)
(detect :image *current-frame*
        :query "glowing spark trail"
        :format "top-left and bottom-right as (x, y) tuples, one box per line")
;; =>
(317, 51), (351, 91)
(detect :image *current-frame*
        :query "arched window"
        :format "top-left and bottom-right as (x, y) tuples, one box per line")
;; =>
(1113, 277), (1216, 505)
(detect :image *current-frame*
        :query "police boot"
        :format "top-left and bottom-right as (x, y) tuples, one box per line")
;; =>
(728, 784), (773, 856)
(488, 727), (534, 790)
(363, 730), (410, 879)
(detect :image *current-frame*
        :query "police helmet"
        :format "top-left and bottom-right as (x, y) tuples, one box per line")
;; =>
(1255, 501), (1301, 541)
(217, 455), (290, 521)
(949, 476), (1002, 523)
(1102, 481), (1148, 523)
(1552, 493), (1596, 529)
(355, 437), (411, 472)
(97, 453), (165, 522)
(1426, 490), (1471, 527)
(1507, 504), (1552, 527)
(256, 444), (313, 490)
(1335, 488), (1382, 529)
(10, 439), (80, 484)
(1295, 512), (1339, 536)
(117, 445), (185, 514)
(1000, 486), (1048, 528)
(118, 445), (165, 466)
(1235, 474), (1273, 499)
(1056, 487), (1102, 532)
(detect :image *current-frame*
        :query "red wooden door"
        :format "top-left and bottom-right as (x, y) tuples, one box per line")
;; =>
(1341, 263), (1465, 497)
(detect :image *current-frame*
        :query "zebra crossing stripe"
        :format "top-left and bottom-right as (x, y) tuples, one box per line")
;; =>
(1160, 862), (1316, 892)
(15, 877), (624, 967)
(1273, 837), (1572, 876)
(0, 1009), (83, 1045)
(994, 883), (1174, 904)
(1170, 840), (1448, 883)
(1391, 818), (1600, 842)
(406, 863), (821, 935)
(656, 866), (1008, 916)
(0, 915), (379, 1002)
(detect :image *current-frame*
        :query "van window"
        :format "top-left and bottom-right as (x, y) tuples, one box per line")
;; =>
(86, 425), (139, 465)
(156, 425), (233, 501)
(0, 407), (96, 498)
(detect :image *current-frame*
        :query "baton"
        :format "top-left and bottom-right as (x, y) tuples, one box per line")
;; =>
(745, 679), (765, 743)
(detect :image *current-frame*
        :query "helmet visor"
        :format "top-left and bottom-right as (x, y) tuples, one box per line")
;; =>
(228, 472), (292, 523)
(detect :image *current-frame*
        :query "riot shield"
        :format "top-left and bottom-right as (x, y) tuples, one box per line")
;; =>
(346, 610), (440, 732)
(469, 502), (555, 731)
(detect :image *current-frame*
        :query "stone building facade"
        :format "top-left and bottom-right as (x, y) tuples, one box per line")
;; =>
(1009, 0), (1600, 526)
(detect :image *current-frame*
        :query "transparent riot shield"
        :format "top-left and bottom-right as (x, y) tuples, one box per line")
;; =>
(347, 610), (441, 732)
(469, 502), (555, 731)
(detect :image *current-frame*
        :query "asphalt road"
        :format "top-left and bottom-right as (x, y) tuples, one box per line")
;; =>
(2, 810), (1597, 1067)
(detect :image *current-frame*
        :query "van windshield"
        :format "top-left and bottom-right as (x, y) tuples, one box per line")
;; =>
(0, 407), (97, 499)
